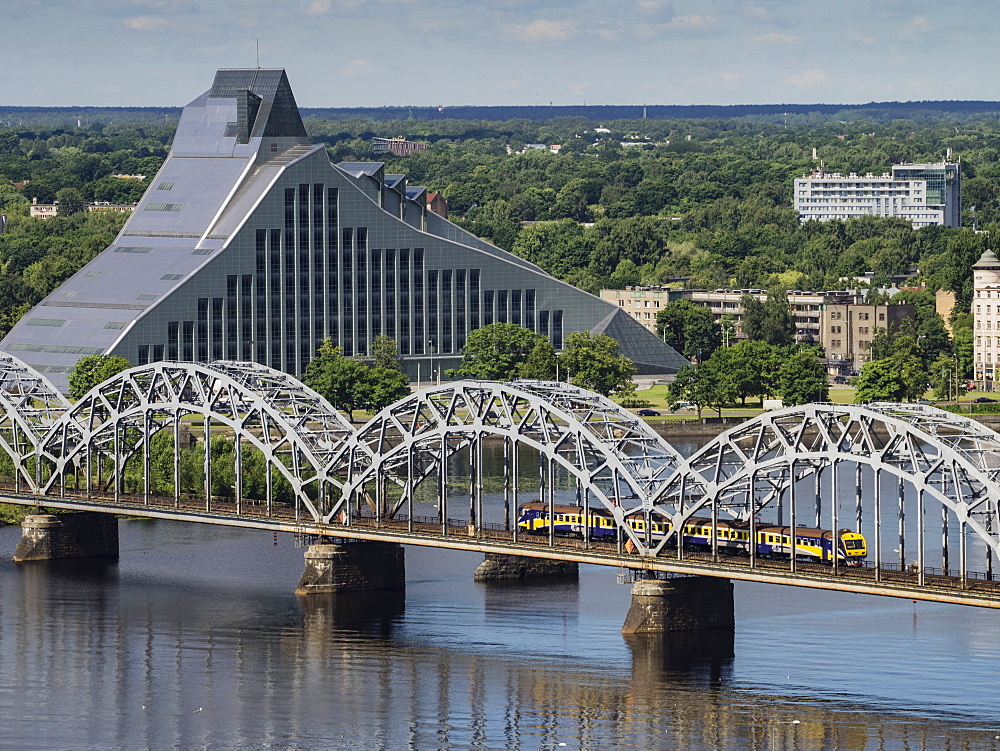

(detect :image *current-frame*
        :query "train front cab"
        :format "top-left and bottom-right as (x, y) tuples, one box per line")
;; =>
(838, 530), (867, 565)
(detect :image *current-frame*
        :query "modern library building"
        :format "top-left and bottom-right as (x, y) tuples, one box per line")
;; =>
(0, 68), (687, 392)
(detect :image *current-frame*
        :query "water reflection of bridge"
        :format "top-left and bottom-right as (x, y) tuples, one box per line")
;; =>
(3, 354), (1000, 609)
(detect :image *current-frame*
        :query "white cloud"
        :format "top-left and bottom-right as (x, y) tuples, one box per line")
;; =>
(664, 14), (715, 30)
(569, 82), (590, 96)
(636, 0), (673, 18)
(124, 15), (168, 31)
(900, 16), (932, 38)
(719, 71), (744, 84)
(306, 0), (331, 14)
(594, 21), (623, 41)
(786, 69), (828, 87)
(749, 32), (801, 47)
(509, 19), (578, 42)
(845, 28), (876, 46)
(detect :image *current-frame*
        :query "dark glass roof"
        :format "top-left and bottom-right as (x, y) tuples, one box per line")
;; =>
(590, 309), (689, 373)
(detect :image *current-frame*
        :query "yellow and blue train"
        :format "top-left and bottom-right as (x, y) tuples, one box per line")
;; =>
(516, 502), (868, 565)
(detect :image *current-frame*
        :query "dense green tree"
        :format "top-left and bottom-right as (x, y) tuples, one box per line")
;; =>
(459, 199), (521, 251)
(303, 339), (368, 419)
(929, 353), (963, 401)
(777, 348), (830, 405)
(886, 290), (951, 363)
(667, 360), (734, 418)
(712, 340), (783, 404)
(951, 311), (974, 377)
(459, 323), (547, 380)
(55, 187), (85, 216)
(519, 339), (558, 380)
(741, 288), (796, 346)
(655, 299), (720, 362)
(557, 331), (635, 396)
(608, 259), (642, 288)
(68, 354), (131, 400)
(357, 366), (411, 412)
(853, 354), (926, 403)
(370, 334), (402, 370)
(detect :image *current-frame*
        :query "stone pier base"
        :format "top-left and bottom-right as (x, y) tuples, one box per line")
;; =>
(473, 553), (579, 582)
(13, 513), (119, 562)
(621, 576), (734, 634)
(295, 541), (405, 595)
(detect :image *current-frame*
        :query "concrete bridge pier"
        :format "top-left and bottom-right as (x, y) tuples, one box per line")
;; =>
(13, 513), (119, 562)
(621, 576), (734, 634)
(295, 541), (405, 595)
(473, 553), (579, 582)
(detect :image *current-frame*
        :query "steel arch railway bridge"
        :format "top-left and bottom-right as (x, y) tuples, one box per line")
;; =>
(2, 353), (1000, 608)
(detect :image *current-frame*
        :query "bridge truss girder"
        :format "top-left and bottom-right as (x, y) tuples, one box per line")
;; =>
(1, 354), (1000, 577)
(651, 403), (1000, 577)
(331, 380), (684, 553)
(31, 361), (356, 520)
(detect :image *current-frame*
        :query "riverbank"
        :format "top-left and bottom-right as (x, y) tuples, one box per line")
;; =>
(0, 503), (39, 528)
(646, 409), (1000, 440)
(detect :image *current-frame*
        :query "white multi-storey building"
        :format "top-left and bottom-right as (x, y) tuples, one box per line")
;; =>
(974, 249), (1000, 385)
(794, 162), (961, 229)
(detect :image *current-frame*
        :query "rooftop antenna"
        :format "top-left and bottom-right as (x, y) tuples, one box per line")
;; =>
(256, 38), (260, 68)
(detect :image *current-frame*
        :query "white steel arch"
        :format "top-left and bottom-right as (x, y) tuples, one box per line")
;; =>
(35, 361), (355, 519)
(2, 352), (999, 578)
(0, 352), (71, 491)
(651, 403), (1000, 576)
(330, 380), (684, 552)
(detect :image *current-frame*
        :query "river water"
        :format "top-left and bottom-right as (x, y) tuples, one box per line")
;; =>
(2, 432), (1000, 749)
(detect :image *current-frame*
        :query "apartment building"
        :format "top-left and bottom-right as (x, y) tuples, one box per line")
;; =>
(974, 249), (1000, 385)
(821, 302), (915, 368)
(794, 162), (960, 229)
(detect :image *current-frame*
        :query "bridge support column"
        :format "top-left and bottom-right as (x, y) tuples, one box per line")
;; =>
(473, 553), (578, 582)
(621, 576), (734, 634)
(13, 513), (119, 562)
(295, 541), (405, 595)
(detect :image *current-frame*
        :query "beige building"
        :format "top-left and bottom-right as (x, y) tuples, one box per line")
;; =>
(973, 249), (1000, 384)
(30, 198), (137, 218)
(601, 285), (915, 368)
(821, 302), (915, 367)
(683, 289), (831, 344)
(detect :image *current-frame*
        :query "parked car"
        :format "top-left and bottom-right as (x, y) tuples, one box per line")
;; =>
(636, 408), (660, 417)
(916, 398), (935, 405)
(974, 397), (997, 403)
(833, 376), (849, 385)
(669, 402), (696, 412)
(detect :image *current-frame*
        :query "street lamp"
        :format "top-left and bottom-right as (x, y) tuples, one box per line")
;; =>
(428, 338), (437, 385)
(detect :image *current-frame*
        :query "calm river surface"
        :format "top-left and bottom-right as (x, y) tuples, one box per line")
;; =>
(1, 521), (999, 750)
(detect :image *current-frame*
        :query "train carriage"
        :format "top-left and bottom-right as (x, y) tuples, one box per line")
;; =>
(516, 502), (867, 564)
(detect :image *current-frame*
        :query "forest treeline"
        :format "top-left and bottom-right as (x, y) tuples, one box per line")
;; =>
(7, 99), (1000, 126)
(1, 109), (1000, 343)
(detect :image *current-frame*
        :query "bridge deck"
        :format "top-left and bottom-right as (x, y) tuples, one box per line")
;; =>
(4, 489), (1000, 610)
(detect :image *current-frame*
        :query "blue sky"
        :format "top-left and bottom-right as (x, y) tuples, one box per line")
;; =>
(5, 0), (1000, 107)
